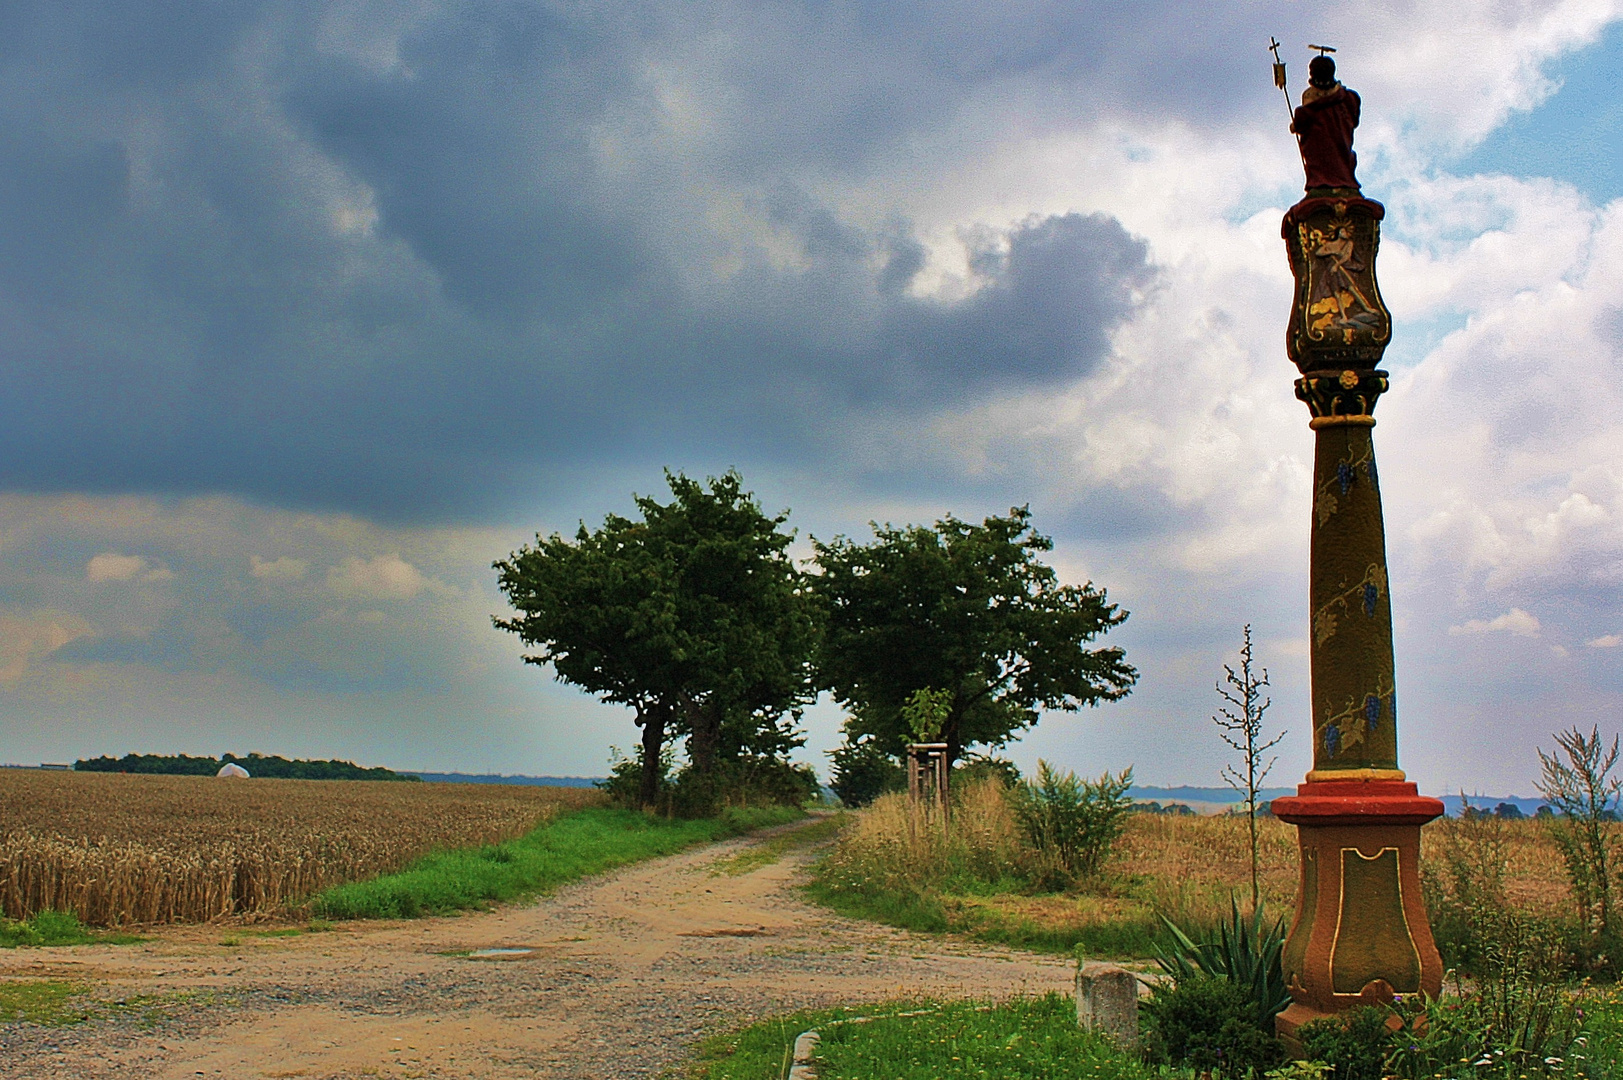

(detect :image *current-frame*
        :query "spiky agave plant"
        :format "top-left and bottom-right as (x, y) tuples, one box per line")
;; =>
(1155, 897), (1292, 1027)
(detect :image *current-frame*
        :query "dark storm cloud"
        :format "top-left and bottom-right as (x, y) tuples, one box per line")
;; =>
(0, 0), (1304, 521)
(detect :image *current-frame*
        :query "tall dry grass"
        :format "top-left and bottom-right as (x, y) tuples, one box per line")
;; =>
(1420, 812), (1575, 914)
(822, 779), (1027, 898)
(0, 769), (602, 925)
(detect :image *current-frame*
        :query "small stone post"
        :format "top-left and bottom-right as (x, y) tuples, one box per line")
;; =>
(1075, 962), (1138, 1047)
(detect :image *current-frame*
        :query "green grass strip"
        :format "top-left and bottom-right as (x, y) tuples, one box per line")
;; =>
(804, 868), (1169, 960)
(0, 910), (143, 949)
(310, 805), (804, 920)
(687, 995), (1184, 1080)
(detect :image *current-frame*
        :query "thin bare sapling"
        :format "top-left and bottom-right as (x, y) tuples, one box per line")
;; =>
(1213, 625), (1285, 914)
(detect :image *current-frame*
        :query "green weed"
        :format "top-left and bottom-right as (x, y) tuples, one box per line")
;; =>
(310, 805), (802, 919)
(0, 980), (190, 1028)
(685, 995), (1185, 1079)
(0, 910), (142, 948)
(0, 981), (94, 1025)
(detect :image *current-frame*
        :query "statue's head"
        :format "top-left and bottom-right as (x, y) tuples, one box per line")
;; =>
(1309, 55), (1337, 88)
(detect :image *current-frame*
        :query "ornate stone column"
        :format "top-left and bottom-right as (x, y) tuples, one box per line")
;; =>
(1270, 195), (1445, 1049)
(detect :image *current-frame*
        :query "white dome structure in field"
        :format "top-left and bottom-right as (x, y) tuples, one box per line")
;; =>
(217, 762), (250, 778)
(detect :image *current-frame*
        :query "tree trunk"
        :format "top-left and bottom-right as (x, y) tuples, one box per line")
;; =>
(684, 696), (720, 775)
(638, 704), (668, 808)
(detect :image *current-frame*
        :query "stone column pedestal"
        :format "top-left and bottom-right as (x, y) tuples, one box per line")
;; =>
(1271, 779), (1443, 1052)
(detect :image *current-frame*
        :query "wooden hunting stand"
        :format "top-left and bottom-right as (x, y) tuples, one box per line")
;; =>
(905, 742), (950, 815)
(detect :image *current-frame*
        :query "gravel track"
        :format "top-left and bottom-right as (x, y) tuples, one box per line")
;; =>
(0, 816), (1071, 1079)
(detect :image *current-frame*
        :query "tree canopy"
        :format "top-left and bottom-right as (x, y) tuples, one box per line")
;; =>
(494, 471), (817, 807)
(811, 506), (1135, 766)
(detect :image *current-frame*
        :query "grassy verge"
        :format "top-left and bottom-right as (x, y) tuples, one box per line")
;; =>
(684, 994), (1185, 1080)
(803, 876), (1165, 958)
(310, 805), (804, 919)
(1582, 986), (1623, 1077)
(0, 911), (144, 949)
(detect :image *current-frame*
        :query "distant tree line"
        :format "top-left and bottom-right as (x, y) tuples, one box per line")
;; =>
(495, 469), (1136, 814)
(74, 753), (419, 781)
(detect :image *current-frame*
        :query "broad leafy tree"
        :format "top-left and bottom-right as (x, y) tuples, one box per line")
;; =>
(494, 471), (816, 807)
(812, 507), (1135, 767)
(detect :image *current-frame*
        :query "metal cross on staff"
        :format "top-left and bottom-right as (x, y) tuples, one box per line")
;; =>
(1269, 37), (1307, 164)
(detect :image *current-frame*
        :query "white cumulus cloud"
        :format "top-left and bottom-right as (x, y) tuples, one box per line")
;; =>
(1449, 608), (1542, 637)
(327, 554), (427, 600)
(1587, 634), (1622, 648)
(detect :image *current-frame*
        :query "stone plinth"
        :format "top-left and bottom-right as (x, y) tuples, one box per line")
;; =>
(1271, 779), (1443, 1051)
(1076, 962), (1139, 1047)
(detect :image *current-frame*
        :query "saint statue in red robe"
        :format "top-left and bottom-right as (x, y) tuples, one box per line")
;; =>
(1291, 55), (1360, 192)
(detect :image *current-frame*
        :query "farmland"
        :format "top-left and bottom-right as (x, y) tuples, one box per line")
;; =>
(0, 769), (601, 926)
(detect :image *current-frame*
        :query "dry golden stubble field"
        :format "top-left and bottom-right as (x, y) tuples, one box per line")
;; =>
(0, 769), (602, 926)
(1116, 810), (1574, 920)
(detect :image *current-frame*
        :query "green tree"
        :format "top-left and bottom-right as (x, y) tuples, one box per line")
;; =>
(811, 507), (1136, 766)
(494, 471), (817, 808)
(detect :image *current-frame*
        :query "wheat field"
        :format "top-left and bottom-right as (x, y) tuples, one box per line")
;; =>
(0, 769), (602, 926)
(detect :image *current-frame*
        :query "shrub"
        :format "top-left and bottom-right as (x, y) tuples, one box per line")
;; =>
(600, 746), (816, 817)
(827, 737), (904, 808)
(1141, 974), (1285, 1077)
(1297, 1007), (1390, 1080)
(1536, 725), (1623, 974)
(666, 755), (820, 817)
(1423, 796), (1512, 972)
(1385, 907), (1581, 1079)
(597, 743), (673, 807)
(1008, 762), (1133, 889)
(1155, 898), (1291, 1030)
(954, 753), (1022, 790)
(0, 910), (99, 948)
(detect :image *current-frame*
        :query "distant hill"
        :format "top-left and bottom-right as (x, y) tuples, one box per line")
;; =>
(1130, 785), (1295, 805)
(406, 772), (603, 788)
(1437, 794), (1548, 818)
(1130, 785), (1549, 818)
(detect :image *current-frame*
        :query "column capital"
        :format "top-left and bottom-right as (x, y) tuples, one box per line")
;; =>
(1296, 368), (1387, 426)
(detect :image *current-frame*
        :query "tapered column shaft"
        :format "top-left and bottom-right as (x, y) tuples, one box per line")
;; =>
(1307, 417), (1398, 774)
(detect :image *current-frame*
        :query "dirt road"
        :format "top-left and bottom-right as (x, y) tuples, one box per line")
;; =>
(0, 818), (1072, 1079)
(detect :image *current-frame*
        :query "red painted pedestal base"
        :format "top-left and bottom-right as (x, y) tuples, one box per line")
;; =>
(1270, 779), (1445, 1051)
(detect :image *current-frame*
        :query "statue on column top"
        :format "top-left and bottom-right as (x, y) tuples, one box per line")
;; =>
(1292, 55), (1361, 192)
